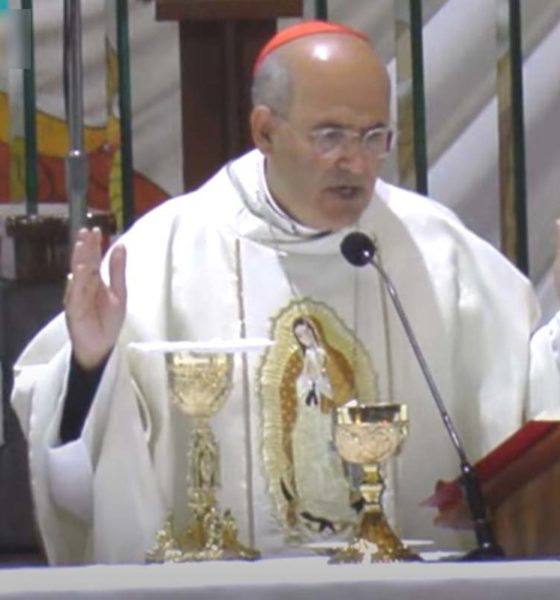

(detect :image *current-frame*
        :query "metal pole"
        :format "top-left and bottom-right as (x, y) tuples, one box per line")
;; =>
(64, 0), (88, 243)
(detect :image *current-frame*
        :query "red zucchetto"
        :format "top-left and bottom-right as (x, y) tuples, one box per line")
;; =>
(253, 20), (369, 75)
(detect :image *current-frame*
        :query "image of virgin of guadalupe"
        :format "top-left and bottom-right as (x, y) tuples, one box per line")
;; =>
(280, 317), (358, 535)
(293, 317), (334, 409)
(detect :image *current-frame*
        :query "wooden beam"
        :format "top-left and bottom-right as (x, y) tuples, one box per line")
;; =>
(156, 0), (302, 22)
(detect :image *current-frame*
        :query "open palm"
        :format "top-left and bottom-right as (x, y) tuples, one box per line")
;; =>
(64, 228), (127, 370)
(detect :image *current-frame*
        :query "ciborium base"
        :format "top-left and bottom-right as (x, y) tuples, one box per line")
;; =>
(146, 507), (260, 563)
(329, 510), (420, 563)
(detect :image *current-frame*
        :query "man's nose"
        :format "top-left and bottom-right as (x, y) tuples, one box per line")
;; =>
(337, 140), (371, 174)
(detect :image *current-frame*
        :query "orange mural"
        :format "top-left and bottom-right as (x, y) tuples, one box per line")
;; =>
(0, 40), (171, 226)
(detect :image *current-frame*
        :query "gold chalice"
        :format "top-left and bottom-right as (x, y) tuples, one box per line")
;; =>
(129, 340), (269, 563)
(330, 401), (420, 563)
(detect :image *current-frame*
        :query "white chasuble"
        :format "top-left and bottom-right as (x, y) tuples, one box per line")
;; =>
(11, 149), (560, 564)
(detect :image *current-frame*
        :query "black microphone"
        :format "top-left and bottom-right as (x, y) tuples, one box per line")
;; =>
(340, 231), (505, 561)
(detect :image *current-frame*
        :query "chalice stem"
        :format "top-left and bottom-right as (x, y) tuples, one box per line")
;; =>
(189, 417), (220, 504)
(361, 464), (384, 511)
(358, 464), (419, 561)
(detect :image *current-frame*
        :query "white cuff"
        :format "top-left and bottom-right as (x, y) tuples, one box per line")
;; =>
(47, 438), (93, 524)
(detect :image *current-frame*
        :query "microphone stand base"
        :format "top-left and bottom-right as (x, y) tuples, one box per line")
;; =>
(460, 544), (506, 561)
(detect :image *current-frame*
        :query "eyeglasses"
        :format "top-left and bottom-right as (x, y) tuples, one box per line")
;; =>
(308, 125), (395, 160)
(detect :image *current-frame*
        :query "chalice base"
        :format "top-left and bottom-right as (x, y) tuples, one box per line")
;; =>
(146, 507), (260, 563)
(329, 510), (421, 564)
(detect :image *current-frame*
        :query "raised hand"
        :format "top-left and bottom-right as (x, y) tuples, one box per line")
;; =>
(64, 227), (127, 370)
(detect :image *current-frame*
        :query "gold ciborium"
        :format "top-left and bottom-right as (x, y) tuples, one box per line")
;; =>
(330, 401), (420, 563)
(139, 342), (264, 563)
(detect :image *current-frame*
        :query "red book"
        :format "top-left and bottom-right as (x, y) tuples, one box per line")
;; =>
(422, 417), (560, 512)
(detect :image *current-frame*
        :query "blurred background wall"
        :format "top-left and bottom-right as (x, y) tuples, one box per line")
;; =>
(4, 0), (559, 313)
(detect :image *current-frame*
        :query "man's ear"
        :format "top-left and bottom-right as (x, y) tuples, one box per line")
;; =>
(250, 105), (276, 154)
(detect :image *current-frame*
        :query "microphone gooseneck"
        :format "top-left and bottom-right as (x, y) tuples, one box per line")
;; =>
(340, 231), (505, 561)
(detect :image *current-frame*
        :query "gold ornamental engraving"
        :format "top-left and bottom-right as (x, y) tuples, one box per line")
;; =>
(146, 351), (260, 563)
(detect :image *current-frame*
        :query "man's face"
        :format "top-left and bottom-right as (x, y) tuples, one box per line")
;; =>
(260, 40), (391, 231)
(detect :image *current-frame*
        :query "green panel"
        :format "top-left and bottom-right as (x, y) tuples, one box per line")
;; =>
(395, 0), (428, 195)
(21, 2), (38, 215)
(116, 0), (134, 230)
(508, 0), (528, 274)
(496, 0), (528, 274)
(409, 0), (428, 195)
(314, 0), (328, 20)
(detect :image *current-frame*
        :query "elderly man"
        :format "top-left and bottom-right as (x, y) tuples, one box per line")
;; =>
(12, 21), (560, 564)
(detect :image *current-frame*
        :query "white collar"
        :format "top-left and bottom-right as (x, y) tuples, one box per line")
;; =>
(257, 158), (326, 238)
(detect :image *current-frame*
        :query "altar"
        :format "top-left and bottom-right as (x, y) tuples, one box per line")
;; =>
(1, 557), (559, 599)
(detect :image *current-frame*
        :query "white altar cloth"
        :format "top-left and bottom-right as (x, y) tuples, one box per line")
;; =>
(0, 557), (559, 599)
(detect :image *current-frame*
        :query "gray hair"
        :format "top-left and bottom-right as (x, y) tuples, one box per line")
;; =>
(251, 52), (293, 116)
